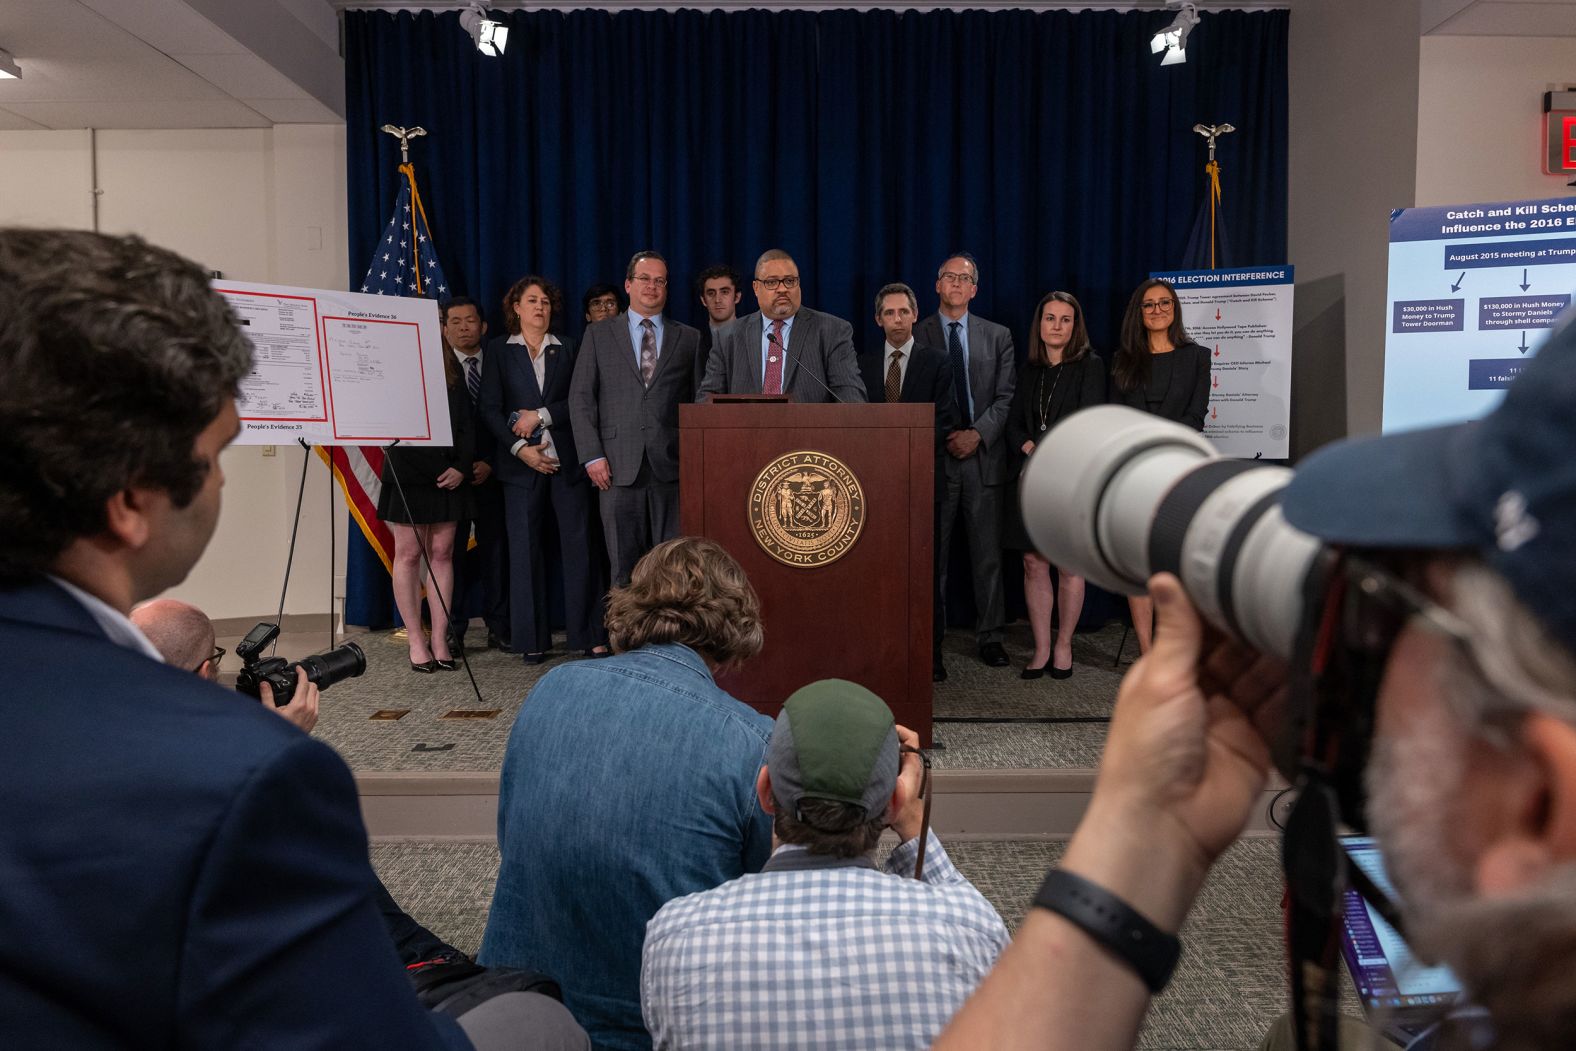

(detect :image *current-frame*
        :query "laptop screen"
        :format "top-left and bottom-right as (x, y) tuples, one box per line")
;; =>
(1339, 835), (1463, 1012)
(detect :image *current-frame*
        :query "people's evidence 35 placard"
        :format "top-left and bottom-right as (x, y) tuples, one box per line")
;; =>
(217, 281), (453, 447)
(1384, 196), (1576, 432)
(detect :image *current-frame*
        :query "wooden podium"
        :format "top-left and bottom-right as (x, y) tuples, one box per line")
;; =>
(680, 399), (934, 742)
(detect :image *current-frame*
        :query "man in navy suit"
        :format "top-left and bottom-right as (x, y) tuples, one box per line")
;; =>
(859, 282), (957, 682)
(443, 296), (512, 653)
(479, 275), (609, 662)
(0, 229), (586, 1048)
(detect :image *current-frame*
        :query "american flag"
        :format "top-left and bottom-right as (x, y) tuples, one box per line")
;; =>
(320, 161), (451, 574)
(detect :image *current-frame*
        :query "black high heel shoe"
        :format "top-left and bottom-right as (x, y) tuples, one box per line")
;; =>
(433, 658), (459, 671)
(1049, 663), (1073, 680)
(1021, 662), (1049, 680)
(410, 659), (438, 673)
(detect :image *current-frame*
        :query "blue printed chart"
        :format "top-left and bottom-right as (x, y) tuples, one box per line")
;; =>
(1151, 266), (1295, 459)
(1384, 196), (1576, 432)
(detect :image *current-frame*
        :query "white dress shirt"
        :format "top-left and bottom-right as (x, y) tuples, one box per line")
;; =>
(507, 332), (561, 462)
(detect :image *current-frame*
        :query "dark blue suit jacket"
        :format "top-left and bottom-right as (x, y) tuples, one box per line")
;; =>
(0, 580), (469, 1049)
(479, 333), (586, 488)
(859, 340), (957, 494)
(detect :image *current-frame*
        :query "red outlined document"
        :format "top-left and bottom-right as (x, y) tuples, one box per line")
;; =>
(216, 280), (452, 447)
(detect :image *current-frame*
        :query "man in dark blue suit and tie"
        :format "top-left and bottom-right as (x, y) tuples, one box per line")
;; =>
(443, 296), (512, 653)
(859, 282), (957, 682)
(0, 229), (586, 1050)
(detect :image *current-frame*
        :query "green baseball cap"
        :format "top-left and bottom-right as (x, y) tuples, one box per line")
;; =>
(766, 679), (899, 824)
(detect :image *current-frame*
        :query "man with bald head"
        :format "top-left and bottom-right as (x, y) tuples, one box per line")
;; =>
(698, 249), (865, 403)
(130, 598), (221, 681)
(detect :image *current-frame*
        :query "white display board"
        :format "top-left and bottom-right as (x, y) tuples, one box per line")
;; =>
(1150, 266), (1295, 459)
(217, 280), (453, 447)
(1383, 196), (1574, 432)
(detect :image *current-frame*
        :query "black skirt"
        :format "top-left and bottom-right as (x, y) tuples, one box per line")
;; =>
(376, 448), (475, 525)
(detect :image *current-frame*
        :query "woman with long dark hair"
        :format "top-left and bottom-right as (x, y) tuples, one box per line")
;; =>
(377, 347), (474, 672)
(1109, 278), (1210, 654)
(1004, 291), (1106, 679)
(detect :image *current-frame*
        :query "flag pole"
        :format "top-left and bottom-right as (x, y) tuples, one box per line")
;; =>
(1191, 122), (1235, 270)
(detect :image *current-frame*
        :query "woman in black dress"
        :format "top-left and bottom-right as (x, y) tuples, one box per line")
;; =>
(1005, 291), (1107, 679)
(1110, 277), (1210, 654)
(377, 348), (475, 672)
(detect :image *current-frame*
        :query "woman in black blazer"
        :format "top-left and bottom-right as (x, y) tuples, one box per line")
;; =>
(1110, 278), (1211, 654)
(1005, 291), (1107, 680)
(377, 349), (474, 672)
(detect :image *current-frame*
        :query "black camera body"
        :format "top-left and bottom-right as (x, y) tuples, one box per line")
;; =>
(234, 622), (367, 706)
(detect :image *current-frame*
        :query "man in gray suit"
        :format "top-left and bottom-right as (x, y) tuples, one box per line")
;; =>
(698, 249), (866, 404)
(570, 250), (702, 587)
(915, 252), (1016, 673)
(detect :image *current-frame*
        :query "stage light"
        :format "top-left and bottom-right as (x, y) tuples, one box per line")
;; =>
(459, 3), (509, 57)
(1150, 2), (1199, 67)
(0, 48), (21, 80)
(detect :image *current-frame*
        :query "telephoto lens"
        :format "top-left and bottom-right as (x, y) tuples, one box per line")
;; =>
(297, 641), (367, 691)
(1018, 405), (1326, 660)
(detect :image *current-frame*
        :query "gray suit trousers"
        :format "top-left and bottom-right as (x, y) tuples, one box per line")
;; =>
(938, 452), (1006, 643)
(599, 457), (679, 588)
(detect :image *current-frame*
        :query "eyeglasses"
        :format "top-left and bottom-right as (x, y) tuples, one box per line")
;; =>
(755, 275), (799, 291)
(938, 271), (976, 286)
(194, 646), (225, 673)
(1141, 299), (1175, 312)
(630, 275), (667, 287)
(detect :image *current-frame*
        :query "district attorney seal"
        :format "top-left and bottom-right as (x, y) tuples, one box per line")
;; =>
(748, 450), (866, 567)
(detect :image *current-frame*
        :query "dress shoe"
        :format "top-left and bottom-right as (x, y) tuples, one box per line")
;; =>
(433, 658), (459, 671)
(584, 647), (612, 659)
(978, 642), (1009, 668)
(410, 659), (439, 674)
(522, 651), (548, 666)
(1021, 662), (1048, 680)
(487, 632), (516, 654)
(932, 659), (948, 683)
(1049, 664), (1074, 680)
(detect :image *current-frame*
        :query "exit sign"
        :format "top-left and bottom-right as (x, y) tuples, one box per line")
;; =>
(1546, 90), (1576, 175)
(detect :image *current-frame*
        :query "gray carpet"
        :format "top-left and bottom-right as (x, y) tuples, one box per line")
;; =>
(372, 835), (1350, 1050)
(311, 624), (1125, 773)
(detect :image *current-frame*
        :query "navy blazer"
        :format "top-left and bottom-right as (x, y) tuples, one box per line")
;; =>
(480, 332), (587, 487)
(858, 341), (957, 494)
(0, 579), (467, 1049)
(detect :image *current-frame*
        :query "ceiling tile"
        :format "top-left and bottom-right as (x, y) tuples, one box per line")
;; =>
(0, 106), (47, 130)
(244, 96), (341, 123)
(78, 0), (246, 55)
(173, 51), (309, 98)
(1, 98), (270, 129)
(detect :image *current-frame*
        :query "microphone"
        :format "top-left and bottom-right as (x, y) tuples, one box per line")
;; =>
(767, 326), (845, 404)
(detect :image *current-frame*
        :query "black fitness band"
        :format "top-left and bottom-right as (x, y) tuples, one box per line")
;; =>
(1032, 867), (1182, 994)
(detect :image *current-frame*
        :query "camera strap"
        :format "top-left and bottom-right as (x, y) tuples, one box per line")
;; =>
(1282, 775), (1345, 1051)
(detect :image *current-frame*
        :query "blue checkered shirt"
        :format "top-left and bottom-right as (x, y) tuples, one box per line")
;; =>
(640, 831), (1008, 1050)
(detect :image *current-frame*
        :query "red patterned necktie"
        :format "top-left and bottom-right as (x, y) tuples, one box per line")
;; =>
(763, 319), (785, 395)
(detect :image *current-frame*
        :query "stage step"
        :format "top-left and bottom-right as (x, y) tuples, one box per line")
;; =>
(358, 770), (1291, 841)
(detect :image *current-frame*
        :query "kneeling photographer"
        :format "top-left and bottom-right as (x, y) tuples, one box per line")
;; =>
(936, 317), (1576, 1051)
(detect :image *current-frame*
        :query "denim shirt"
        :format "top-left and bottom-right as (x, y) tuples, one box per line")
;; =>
(478, 643), (774, 1050)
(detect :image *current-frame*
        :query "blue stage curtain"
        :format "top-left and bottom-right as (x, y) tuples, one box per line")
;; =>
(344, 7), (1287, 353)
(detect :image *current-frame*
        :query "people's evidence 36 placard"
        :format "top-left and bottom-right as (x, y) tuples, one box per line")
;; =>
(217, 280), (453, 447)
(1384, 196), (1576, 432)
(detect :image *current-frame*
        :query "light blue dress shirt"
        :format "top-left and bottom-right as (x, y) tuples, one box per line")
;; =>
(758, 312), (796, 388)
(940, 310), (974, 421)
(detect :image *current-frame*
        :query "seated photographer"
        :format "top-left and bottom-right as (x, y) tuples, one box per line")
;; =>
(641, 679), (1009, 1050)
(0, 228), (585, 1050)
(934, 318), (1576, 1051)
(478, 536), (775, 1050)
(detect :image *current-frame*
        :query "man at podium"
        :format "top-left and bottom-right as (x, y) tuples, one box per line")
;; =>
(698, 249), (866, 404)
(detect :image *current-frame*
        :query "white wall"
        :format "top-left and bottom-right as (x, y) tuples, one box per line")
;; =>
(1416, 36), (1576, 207)
(0, 125), (349, 621)
(1287, 0), (1422, 451)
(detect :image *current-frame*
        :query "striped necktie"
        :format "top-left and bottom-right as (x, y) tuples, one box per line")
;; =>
(464, 355), (481, 404)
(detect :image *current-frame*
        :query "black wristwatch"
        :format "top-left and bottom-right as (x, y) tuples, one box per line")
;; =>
(1032, 867), (1181, 993)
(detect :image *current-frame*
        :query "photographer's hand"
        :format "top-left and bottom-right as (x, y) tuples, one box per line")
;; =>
(934, 574), (1284, 1051)
(889, 724), (926, 844)
(258, 668), (320, 733)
